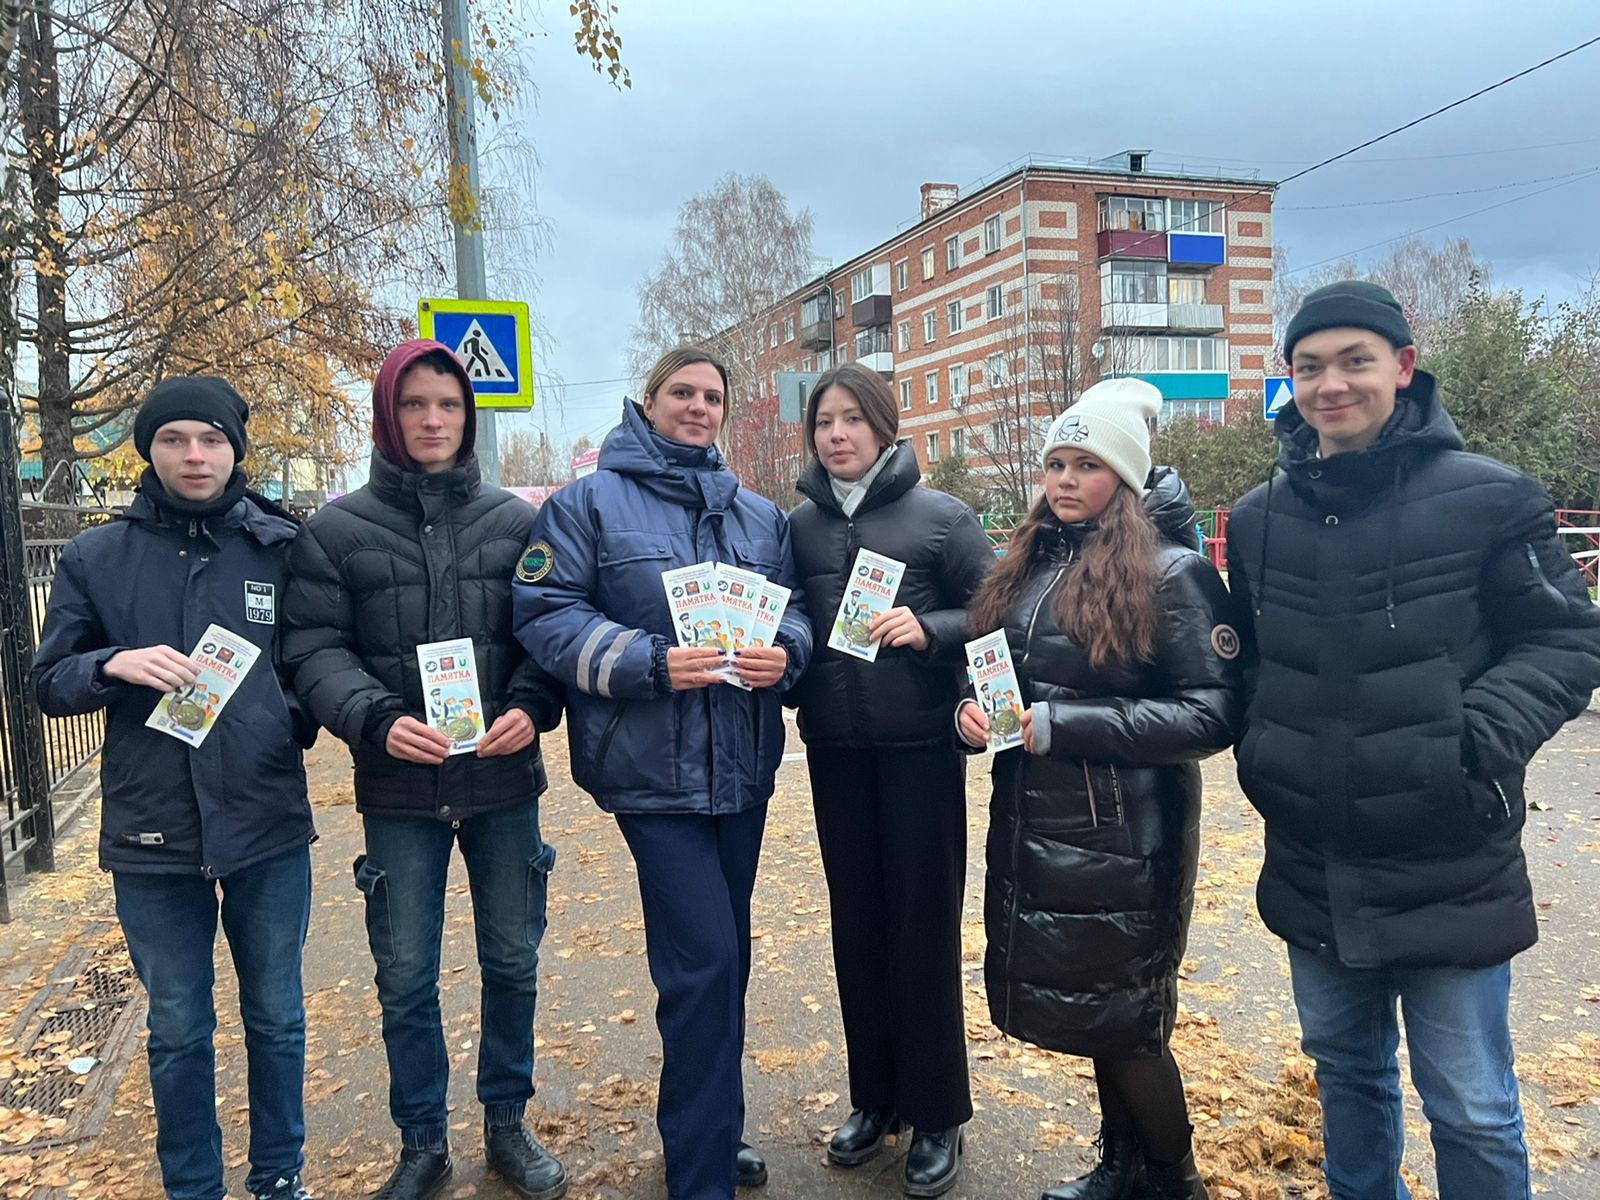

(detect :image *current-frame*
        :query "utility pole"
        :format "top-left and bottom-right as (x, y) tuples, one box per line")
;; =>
(441, 0), (498, 484)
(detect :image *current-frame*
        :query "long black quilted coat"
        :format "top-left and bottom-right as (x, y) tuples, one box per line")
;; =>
(1225, 371), (1600, 969)
(984, 472), (1239, 1058)
(282, 452), (561, 820)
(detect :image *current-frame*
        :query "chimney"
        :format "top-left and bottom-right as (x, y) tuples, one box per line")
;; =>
(920, 182), (960, 222)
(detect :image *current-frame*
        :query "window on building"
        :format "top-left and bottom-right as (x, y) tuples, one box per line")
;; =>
(837, 343), (850, 363)
(987, 353), (1008, 388)
(769, 324), (777, 348)
(835, 289), (845, 316)
(1161, 398), (1227, 424)
(984, 215), (1001, 254)
(952, 426), (966, 458)
(1168, 198), (1224, 234)
(895, 259), (909, 292)
(949, 363), (967, 406)
(945, 235), (960, 271)
(1099, 196), (1167, 232)
(897, 320), (911, 352)
(923, 310), (936, 344)
(990, 418), (1007, 451)
(986, 284), (1005, 320)
(1103, 260), (1168, 305)
(801, 292), (831, 326)
(947, 300), (964, 334)
(851, 266), (879, 303)
(1122, 336), (1230, 372)
(817, 349), (832, 371)
(926, 431), (940, 463)
(784, 315), (795, 341)
(900, 378), (913, 412)
(1168, 275), (1207, 305)
(925, 370), (939, 407)
(921, 247), (935, 280)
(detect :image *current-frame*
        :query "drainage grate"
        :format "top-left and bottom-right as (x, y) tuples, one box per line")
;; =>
(0, 921), (146, 1154)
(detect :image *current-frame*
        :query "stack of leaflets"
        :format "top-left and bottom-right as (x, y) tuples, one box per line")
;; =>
(145, 624), (261, 748)
(828, 548), (906, 663)
(416, 637), (487, 755)
(965, 629), (1026, 751)
(662, 561), (791, 687)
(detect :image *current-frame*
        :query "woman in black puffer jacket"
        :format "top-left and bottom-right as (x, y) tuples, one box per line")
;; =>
(788, 364), (993, 1198)
(959, 379), (1238, 1200)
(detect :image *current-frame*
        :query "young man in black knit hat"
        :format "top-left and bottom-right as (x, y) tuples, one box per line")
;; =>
(34, 377), (317, 1200)
(1226, 282), (1600, 1199)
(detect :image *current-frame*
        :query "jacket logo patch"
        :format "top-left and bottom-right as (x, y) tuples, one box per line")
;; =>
(1210, 624), (1240, 660)
(516, 541), (554, 584)
(245, 581), (275, 625)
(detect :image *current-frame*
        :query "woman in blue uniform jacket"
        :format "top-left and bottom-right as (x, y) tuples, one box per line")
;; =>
(512, 346), (812, 1200)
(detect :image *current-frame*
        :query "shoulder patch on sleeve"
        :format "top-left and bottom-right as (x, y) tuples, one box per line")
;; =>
(1210, 624), (1241, 660)
(516, 540), (554, 584)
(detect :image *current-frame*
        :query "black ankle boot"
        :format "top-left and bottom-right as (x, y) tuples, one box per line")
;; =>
(828, 1106), (901, 1166)
(903, 1126), (963, 1198)
(1041, 1127), (1146, 1200)
(735, 1141), (768, 1188)
(484, 1123), (568, 1200)
(1145, 1150), (1208, 1200)
(374, 1149), (452, 1200)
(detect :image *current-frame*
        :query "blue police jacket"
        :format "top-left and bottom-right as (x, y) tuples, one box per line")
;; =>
(512, 403), (812, 814)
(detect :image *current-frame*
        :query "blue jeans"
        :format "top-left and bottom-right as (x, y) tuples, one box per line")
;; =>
(114, 845), (312, 1200)
(1287, 944), (1531, 1200)
(355, 803), (555, 1150)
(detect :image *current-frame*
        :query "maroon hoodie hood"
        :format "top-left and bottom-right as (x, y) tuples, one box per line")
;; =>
(371, 339), (477, 471)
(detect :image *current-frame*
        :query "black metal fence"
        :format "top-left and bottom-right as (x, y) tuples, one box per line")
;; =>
(1, 417), (118, 922)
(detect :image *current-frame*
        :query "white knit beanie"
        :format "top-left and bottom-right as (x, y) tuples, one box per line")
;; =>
(1039, 378), (1162, 492)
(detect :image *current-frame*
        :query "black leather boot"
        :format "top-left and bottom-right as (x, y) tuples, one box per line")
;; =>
(1145, 1151), (1208, 1200)
(736, 1141), (768, 1188)
(374, 1149), (452, 1200)
(1042, 1127), (1146, 1200)
(484, 1123), (568, 1200)
(828, 1106), (901, 1166)
(903, 1126), (963, 1198)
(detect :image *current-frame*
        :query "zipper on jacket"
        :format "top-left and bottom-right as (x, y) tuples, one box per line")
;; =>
(1081, 762), (1101, 828)
(1005, 555), (1070, 1034)
(1109, 765), (1125, 825)
(1492, 780), (1512, 821)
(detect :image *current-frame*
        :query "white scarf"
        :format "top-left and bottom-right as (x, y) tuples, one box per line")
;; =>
(828, 443), (896, 517)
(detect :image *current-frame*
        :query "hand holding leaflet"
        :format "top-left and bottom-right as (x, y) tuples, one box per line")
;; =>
(828, 549), (906, 663)
(144, 624), (261, 748)
(964, 629), (1025, 752)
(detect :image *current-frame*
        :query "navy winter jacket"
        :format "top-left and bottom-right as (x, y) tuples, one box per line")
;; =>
(512, 403), (813, 814)
(33, 488), (316, 878)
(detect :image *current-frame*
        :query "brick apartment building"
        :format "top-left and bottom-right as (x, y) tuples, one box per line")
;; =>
(734, 151), (1276, 497)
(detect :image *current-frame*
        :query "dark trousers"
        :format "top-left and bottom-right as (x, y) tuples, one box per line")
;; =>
(615, 804), (767, 1200)
(806, 746), (973, 1130)
(114, 845), (312, 1200)
(354, 803), (556, 1150)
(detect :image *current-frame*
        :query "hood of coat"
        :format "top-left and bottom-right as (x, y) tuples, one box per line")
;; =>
(1273, 368), (1462, 488)
(371, 339), (478, 472)
(125, 478), (298, 547)
(795, 438), (921, 515)
(597, 400), (740, 512)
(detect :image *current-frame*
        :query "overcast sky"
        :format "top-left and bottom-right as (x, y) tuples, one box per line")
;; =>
(482, 0), (1600, 451)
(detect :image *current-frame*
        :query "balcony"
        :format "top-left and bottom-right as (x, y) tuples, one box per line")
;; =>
(851, 262), (892, 327)
(1097, 228), (1167, 260)
(1167, 303), (1225, 333)
(854, 327), (894, 377)
(799, 292), (833, 350)
(1101, 301), (1168, 331)
(1168, 231), (1225, 268)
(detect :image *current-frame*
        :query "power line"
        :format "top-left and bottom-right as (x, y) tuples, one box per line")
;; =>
(1277, 168), (1599, 211)
(1283, 167), (1600, 276)
(1195, 135), (1600, 169)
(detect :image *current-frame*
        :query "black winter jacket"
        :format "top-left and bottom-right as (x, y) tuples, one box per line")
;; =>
(282, 453), (562, 821)
(984, 471), (1238, 1058)
(33, 487), (316, 878)
(1226, 371), (1600, 969)
(788, 443), (994, 748)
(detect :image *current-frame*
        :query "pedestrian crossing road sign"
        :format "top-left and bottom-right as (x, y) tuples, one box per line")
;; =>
(417, 298), (535, 410)
(1263, 375), (1294, 420)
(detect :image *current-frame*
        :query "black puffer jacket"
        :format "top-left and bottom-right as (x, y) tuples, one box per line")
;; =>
(282, 453), (561, 820)
(787, 442), (994, 748)
(984, 470), (1238, 1058)
(1226, 371), (1600, 969)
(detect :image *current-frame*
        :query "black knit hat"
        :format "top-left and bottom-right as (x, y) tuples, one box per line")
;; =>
(1283, 280), (1414, 362)
(133, 376), (250, 462)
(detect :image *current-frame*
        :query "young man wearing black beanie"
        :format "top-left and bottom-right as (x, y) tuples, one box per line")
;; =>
(1226, 282), (1600, 1199)
(34, 377), (318, 1200)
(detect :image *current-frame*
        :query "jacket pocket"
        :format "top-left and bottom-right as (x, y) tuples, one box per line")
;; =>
(352, 855), (396, 968)
(731, 537), (782, 574)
